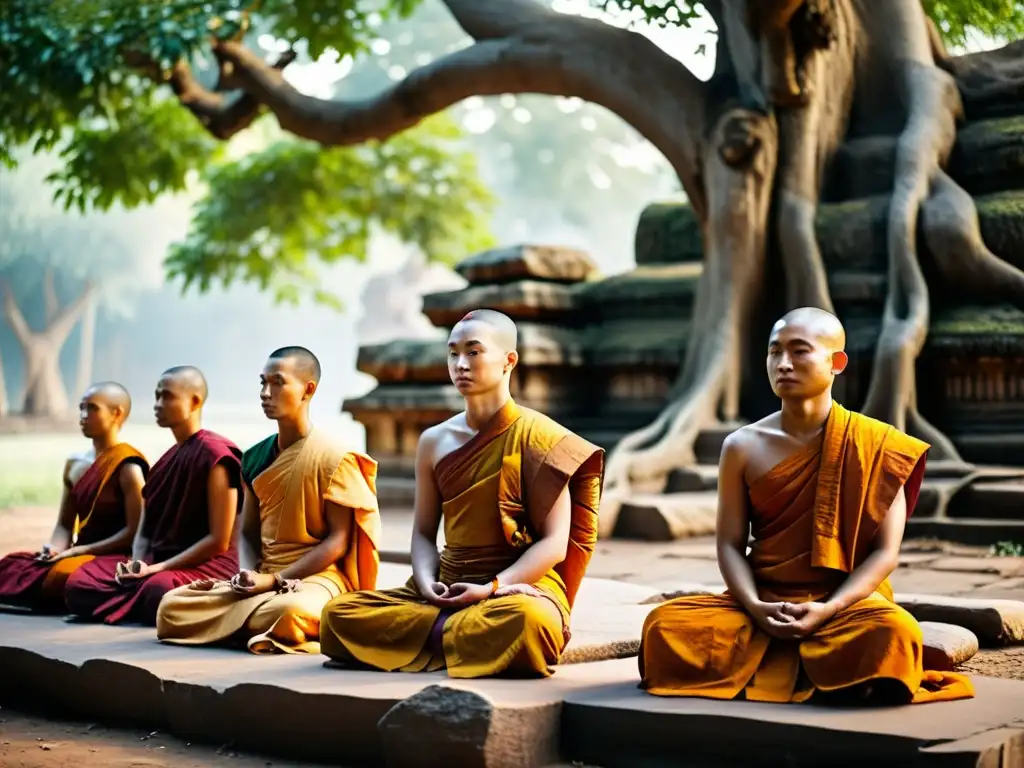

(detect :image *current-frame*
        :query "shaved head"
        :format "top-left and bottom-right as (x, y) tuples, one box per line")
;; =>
(454, 309), (518, 352)
(160, 365), (208, 403)
(86, 381), (132, 420)
(269, 346), (321, 384)
(770, 307), (846, 350)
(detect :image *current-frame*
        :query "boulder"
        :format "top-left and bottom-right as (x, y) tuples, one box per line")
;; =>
(634, 202), (704, 266)
(377, 685), (559, 768)
(920, 621), (980, 670)
(897, 594), (1024, 646)
(455, 245), (598, 285)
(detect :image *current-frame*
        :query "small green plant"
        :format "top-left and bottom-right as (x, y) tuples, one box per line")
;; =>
(990, 540), (1024, 557)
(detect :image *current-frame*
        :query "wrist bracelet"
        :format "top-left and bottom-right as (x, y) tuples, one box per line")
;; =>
(490, 576), (500, 594)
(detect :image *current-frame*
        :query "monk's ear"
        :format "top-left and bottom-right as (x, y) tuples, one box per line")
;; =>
(304, 380), (318, 399)
(504, 350), (518, 374)
(831, 350), (849, 375)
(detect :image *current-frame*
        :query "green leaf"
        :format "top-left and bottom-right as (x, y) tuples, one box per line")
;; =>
(165, 114), (495, 308)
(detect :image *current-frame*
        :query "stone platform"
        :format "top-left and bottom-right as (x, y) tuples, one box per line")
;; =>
(2, 558), (1024, 766)
(1, 613), (1022, 768)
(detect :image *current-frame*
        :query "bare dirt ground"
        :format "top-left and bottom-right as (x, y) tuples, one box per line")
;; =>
(0, 711), (334, 768)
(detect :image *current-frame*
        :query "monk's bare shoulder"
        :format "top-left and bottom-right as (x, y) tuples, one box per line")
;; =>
(421, 413), (476, 469)
(722, 414), (780, 458)
(64, 449), (95, 488)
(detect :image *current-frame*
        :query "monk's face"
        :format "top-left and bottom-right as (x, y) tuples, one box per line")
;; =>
(78, 389), (121, 439)
(260, 357), (314, 420)
(447, 321), (516, 395)
(153, 375), (197, 429)
(766, 320), (846, 398)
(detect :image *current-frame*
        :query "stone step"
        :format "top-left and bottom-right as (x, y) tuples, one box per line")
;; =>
(826, 114), (1024, 201)
(905, 517), (1024, 546)
(560, 675), (1024, 768)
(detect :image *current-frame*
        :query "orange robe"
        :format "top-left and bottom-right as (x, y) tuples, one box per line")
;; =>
(155, 429), (381, 654)
(0, 443), (148, 612)
(639, 402), (975, 704)
(320, 399), (604, 679)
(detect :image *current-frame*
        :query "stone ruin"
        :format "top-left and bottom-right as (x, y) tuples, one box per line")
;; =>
(344, 104), (1024, 546)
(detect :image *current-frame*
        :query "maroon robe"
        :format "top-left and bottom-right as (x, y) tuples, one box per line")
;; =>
(64, 430), (242, 625)
(0, 443), (149, 612)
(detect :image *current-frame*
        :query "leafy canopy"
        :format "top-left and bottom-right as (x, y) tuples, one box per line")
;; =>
(0, 0), (498, 307)
(601, 0), (1024, 47)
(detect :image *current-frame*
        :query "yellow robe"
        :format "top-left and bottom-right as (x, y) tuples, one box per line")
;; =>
(155, 429), (381, 654)
(320, 399), (604, 679)
(639, 402), (975, 704)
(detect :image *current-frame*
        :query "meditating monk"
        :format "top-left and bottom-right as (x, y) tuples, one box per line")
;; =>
(64, 367), (243, 625)
(320, 309), (604, 679)
(155, 347), (381, 654)
(0, 383), (148, 613)
(639, 307), (975, 705)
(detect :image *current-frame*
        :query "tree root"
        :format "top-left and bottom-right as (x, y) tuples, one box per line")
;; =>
(601, 108), (778, 526)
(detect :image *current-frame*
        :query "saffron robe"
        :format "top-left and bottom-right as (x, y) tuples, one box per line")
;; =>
(64, 430), (243, 625)
(320, 399), (604, 679)
(155, 429), (381, 654)
(0, 443), (148, 612)
(639, 402), (975, 704)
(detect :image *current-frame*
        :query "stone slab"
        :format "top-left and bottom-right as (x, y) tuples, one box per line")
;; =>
(422, 280), (576, 327)
(455, 245), (598, 285)
(896, 594), (1024, 647)
(2, 616), (1023, 767)
(559, 672), (1024, 768)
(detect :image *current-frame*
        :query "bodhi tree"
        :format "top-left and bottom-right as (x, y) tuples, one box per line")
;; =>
(3, 0), (1022, 486)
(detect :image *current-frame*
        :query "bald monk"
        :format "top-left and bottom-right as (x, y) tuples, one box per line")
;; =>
(156, 347), (381, 654)
(639, 307), (975, 705)
(0, 383), (148, 613)
(321, 309), (604, 679)
(64, 367), (243, 625)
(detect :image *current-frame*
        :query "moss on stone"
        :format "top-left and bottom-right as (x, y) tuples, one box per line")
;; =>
(634, 202), (704, 266)
(929, 304), (1024, 336)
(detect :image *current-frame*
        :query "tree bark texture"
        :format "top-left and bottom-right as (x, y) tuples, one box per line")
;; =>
(155, 0), (1024, 505)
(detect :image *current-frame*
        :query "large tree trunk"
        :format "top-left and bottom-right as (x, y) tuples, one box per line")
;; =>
(151, 0), (1024, 505)
(3, 281), (96, 418)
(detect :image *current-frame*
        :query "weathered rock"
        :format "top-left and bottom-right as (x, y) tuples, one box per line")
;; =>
(634, 202), (704, 266)
(357, 339), (449, 383)
(423, 281), (576, 327)
(455, 245), (597, 285)
(377, 685), (559, 768)
(897, 594), (1024, 646)
(610, 492), (719, 541)
(575, 263), (700, 323)
(817, 191), (1024, 275)
(920, 621), (980, 670)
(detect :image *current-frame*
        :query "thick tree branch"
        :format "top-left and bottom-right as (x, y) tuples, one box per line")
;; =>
(46, 283), (96, 349)
(212, 2), (710, 207)
(42, 267), (59, 324)
(1, 283), (31, 347)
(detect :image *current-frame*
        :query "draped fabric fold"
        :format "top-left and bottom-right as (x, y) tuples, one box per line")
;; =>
(639, 402), (974, 704)
(156, 429), (379, 654)
(65, 431), (243, 625)
(321, 399), (604, 678)
(0, 443), (148, 612)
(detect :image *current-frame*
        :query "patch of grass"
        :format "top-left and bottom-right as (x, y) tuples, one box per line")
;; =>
(990, 540), (1024, 557)
(0, 415), (363, 513)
